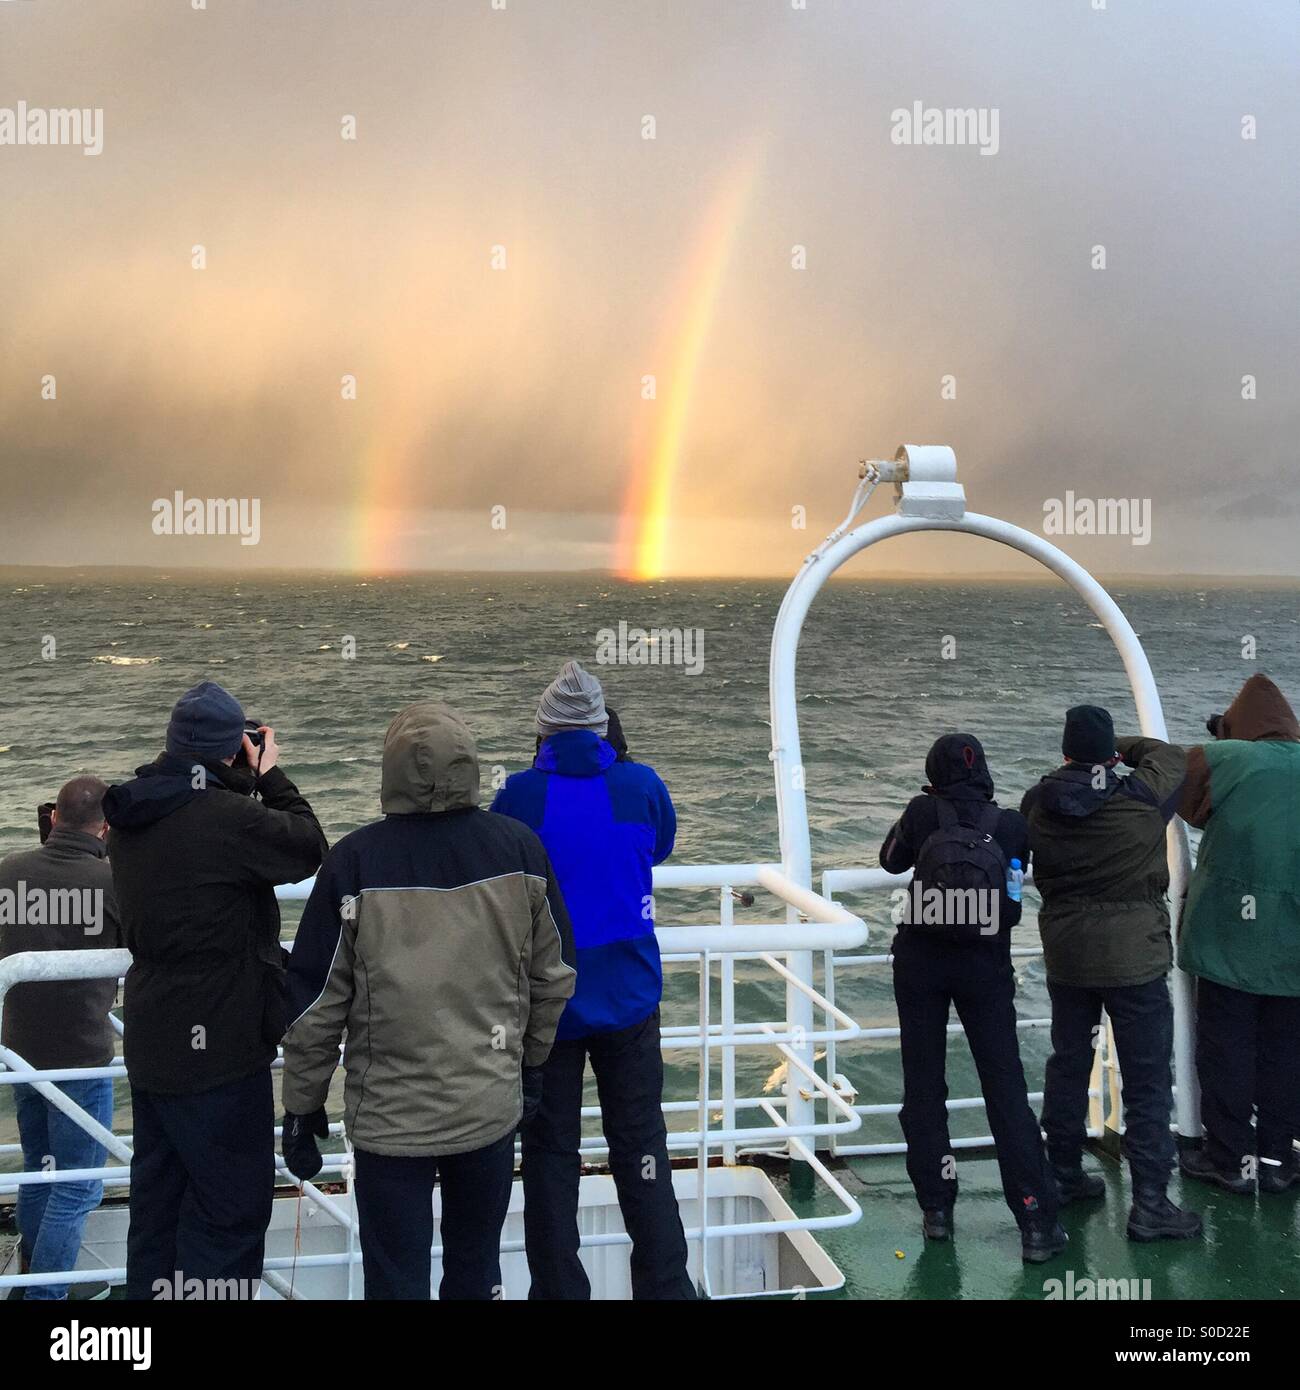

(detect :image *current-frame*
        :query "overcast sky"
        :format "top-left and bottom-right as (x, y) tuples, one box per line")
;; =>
(0, 0), (1296, 576)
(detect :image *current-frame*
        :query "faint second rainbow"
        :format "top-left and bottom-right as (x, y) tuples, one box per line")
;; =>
(616, 148), (765, 580)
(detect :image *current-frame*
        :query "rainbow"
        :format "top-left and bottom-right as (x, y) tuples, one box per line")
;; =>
(616, 152), (763, 580)
(346, 389), (424, 572)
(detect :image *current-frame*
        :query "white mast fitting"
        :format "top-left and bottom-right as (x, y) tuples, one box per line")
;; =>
(767, 445), (1198, 1148)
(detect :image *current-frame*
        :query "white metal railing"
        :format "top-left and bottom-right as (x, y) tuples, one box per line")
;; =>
(817, 865), (1116, 1156)
(0, 864), (869, 1299)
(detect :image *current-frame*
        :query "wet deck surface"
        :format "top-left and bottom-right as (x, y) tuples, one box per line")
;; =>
(777, 1152), (1300, 1300)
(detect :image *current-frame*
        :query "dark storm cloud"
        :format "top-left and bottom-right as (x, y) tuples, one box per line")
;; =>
(0, 0), (1295, 572)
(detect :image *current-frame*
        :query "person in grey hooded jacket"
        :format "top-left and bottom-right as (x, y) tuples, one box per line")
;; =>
(280, 702), (576, 1300)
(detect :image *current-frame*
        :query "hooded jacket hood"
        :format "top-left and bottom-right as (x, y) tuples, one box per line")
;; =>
(1220, 674), (1300, 743)
(922, 732), (995, 801)
(536, 728), (616, 778)
(381, 702), (480, 814)
(103, 753), (256, 829)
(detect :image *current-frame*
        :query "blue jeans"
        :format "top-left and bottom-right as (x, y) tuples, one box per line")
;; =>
(15, 1078), (114, 1300)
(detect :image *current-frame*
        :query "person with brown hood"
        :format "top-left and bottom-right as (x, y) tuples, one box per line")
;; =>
(1177, 674), (1300, 1196)
(279, 702), (577, 1299)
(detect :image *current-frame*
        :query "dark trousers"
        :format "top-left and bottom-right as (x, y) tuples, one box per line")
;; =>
(125, 1071), (273, 1300)
(352, 1132), (515, 1300)
(1042, 976), (1176, 1193)
(892, 932), (1059, 1227)
(521, 1009), (695, 1300)
(1197, 977), (1300, 1172)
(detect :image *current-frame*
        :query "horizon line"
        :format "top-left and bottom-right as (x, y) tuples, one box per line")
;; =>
(4, 564), (1300, 586)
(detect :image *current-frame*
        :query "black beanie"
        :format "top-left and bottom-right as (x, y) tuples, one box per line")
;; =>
(1062, 704), (1116, 765)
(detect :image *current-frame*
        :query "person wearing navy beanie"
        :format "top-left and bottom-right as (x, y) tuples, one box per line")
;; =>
(102, 682), (327, 1300)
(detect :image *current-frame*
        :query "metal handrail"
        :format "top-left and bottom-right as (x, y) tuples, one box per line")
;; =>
(0, 867), (867, 1297)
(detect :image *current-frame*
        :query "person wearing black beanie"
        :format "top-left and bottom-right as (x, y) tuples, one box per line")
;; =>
(1021, 706), (1199, 1243)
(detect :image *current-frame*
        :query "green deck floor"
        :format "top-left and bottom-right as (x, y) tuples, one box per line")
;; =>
(775, 1150), (1300, 1300)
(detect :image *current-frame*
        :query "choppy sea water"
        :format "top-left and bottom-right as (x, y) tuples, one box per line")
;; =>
(2, 575), (1298, 1159)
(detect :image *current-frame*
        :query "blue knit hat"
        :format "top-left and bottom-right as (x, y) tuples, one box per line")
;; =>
(166, 681), (246, 760)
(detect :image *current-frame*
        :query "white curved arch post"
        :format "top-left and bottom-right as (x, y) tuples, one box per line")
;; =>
(768, 511), (1197, 1148)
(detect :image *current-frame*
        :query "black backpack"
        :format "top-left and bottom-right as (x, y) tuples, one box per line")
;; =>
(906, 799), (1008, 939)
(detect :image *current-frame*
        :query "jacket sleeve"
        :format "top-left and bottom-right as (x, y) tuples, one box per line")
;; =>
(1116, 735), (1188, 823)
(100, 879), (122, 948)
(241, 767), (329, 886)
(1178, 745), (1214, 828)
(646, 770), (676, 865)
(281, 849), (356, 1115)
(523, 859), (578, 1068)
(880, 799), (919, 873)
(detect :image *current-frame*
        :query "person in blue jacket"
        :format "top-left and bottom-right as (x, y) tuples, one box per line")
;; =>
(492, 660), (695, 1300)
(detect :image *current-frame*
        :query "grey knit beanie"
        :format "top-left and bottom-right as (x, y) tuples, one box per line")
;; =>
(536, 659), (608, 739)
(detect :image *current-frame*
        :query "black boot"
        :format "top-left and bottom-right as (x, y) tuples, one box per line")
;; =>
(1053, 1164), (1106, 1205)
(1259, 1159), (1300, 1195)
(1179, 1146), (1255, 1195)
(922, 1207), (954, 1241)
(1127, 1189), (1202, 1242)
(1021, 1220), (1069, 1264)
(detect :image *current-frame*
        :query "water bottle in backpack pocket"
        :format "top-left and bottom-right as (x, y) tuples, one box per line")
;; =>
(905, 798), (1008, 939)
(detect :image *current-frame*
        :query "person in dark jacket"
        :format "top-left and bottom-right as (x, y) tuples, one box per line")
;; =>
(280, 702), (576, 1300)
(0, 776), (120, 1299)
(103, 681), (326, 1299)
(880, 734), (1064, 1263)
(492, 660), (695, 1300)
(1177, 674), (1300, 1195)
(1022, 704), (1200, 1242)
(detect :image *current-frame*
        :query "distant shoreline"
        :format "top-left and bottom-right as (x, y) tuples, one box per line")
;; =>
(3, 566), (1300, 588)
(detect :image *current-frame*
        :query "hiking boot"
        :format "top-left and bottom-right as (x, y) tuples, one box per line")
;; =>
(1259, 1160), (1300, 1195)
(1179, 1146), (1255, 1195)
(1127, 1190), (1202, 1242)
(1053, 1164), (1106, 1205)
(922, 1207), (954, 1241)
(1022, 1220), (1069, 1264)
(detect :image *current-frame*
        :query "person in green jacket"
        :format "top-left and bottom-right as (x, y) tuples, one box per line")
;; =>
(1177, 673), (1300, 1196)
(1022, 705), (1201, 1242)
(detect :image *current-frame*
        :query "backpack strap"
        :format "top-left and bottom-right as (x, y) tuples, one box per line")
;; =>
(934, 797), (999, 835)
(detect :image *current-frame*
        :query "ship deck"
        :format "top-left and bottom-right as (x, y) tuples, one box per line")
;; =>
(779, 1150), (1300, 1300)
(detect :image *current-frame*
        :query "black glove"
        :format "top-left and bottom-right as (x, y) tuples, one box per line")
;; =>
(1206, 713), (1224, 739)
(521, 1066), (546, 1127)
(282, 1108), (329, 1182)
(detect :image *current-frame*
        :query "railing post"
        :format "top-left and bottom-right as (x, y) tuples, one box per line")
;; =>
(696, 946), (711, 1296)
(720, 887), (737, 1166)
